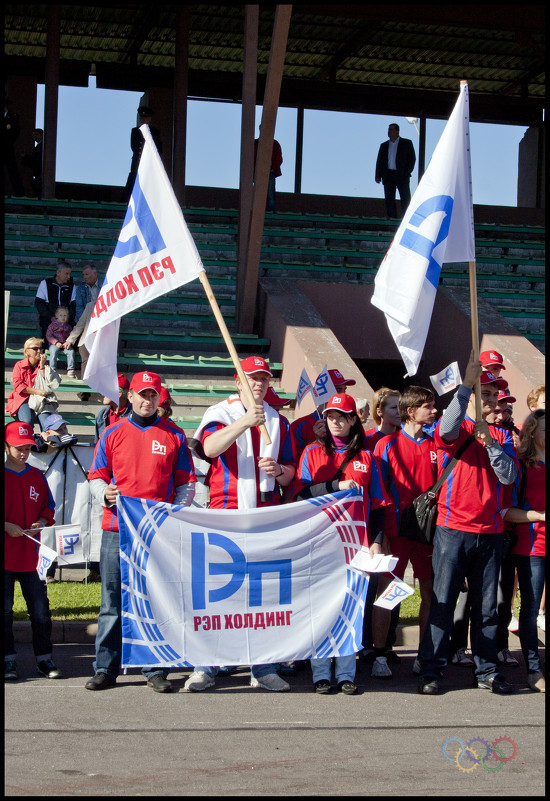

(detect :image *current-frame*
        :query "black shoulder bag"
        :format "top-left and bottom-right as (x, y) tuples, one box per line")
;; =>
(399, 434), (475, 546)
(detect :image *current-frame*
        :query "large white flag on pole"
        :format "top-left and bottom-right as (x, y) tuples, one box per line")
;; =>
(84, 125), (205, 402)
(371, 82), (475, 377)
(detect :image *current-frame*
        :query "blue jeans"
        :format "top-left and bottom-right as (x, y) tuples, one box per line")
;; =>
(94, 531), (167, 681)
(311, 654), (356, 683)
(513, 555), (544, 673)
(5, 570), (53, 660)
(16, 400), (51, 431)
(266, 171), (276, 212)
(49, 344), (75, 371)
(418, 525), (502, 682)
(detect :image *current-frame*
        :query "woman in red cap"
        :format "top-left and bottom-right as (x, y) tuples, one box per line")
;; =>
(293, 393), (392, 695)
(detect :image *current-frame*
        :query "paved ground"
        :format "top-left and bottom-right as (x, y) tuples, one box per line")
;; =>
(5, 635), (545, 797)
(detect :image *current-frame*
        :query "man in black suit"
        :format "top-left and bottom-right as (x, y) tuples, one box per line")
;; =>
(375, 123), (416, 219)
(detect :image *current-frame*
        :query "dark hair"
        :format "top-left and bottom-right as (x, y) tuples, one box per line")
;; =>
(398, 386), (434, 422)
(322, 411), (366, 458)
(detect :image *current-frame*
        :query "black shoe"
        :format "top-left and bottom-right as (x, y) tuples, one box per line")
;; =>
(338, 680), (357, 695)
(37, 659), (62, 679)
(77, 392), (91, 401)
(475, 674), (515, 694)
(314, 679), (332, 694)
(385, 650), (401, 665)
(85, 672), (116, 691)
(5, 660), (18, 681)
(418, 678), (440, 695)
(147, 674), (173, 693)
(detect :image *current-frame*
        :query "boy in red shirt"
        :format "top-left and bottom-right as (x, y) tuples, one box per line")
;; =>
(5, 421), (60, 681)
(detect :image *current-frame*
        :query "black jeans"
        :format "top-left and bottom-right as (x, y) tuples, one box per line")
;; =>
(5, 570), (53, 659)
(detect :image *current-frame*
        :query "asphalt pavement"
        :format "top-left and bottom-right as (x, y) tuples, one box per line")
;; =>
(5, 631), (545, 796)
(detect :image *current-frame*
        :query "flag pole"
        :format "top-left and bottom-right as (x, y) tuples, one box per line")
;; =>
(198, 270), (271, 445)
(460, 79), (482, 422)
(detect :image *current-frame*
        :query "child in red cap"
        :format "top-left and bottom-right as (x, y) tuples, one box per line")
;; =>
(4, 421), (61, 681)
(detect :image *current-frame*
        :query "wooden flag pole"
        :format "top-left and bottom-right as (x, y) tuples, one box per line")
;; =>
(198, 270), (271, 444)
(460, 79), (482, 422)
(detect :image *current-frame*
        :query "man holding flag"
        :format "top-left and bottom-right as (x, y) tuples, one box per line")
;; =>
(85, 371), (197, 692)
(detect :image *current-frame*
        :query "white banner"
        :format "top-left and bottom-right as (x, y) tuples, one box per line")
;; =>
(118, 490), (369, 668)
(84, 124), (205, 403)
(371, 82), (475, 377)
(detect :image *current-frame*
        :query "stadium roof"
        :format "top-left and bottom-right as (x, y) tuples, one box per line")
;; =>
(4, 3), (545, 125)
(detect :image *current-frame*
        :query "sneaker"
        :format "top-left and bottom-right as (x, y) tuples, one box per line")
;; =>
(85, 672), (116, 691)
(250, 672), (290, 691)
(37, 659), (62, 679)
(338, 680), (357, 695)
(67, 370), (76, 378)
(412, 658), (421, 674)
(451, 647), (475, 666)
(314, 679), (332, 694)
(497, 648), (520, 666)
(527, 671), (545, 693)
(46, 576), (58, 584)
(537, 612), (545, 632)
(184, 670), (215, 692)
(508, 612), (519, 633)
(5, 660), (18, 681)
(147, 674), (173, 693)
(371, 656), (392, 679)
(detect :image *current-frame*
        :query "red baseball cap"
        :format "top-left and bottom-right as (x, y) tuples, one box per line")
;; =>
(479, 371), (508, 391)
(158, 386), (172, 408)
(129, 371), (162, 395)
(238, 356), (273, 377)
(317, 368), (356, 388)
(264, 387), (291, 407)
(480, 350), (506, 370)
(498, 390), (517, 405)
(117, 373), (130, 391)
(5, 421), (36, 447)
(323, 393), (358, 415)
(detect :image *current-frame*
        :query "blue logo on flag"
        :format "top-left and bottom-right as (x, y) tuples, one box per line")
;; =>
(399, 195), (454, 289)
(113, 173), (166, 259)
(440, 366), (455, 387)
(191, 532), (292, 609)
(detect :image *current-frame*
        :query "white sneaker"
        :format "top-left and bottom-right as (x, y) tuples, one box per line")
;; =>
(184, 670), (215, 692)
(508, 612), (519, 633)
(412, 658), (421, 674)
(497, 648), (520, 666)
(250, 672), (290, 691)
(451, 647), (475, 666)
(537, 613), (545, 632)
(371, 656), (392, 679)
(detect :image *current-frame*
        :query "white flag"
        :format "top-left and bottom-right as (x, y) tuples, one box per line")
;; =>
(296, 368), (314, 406)
(430, 361), (462, 396)
(84, 125), (205, 402)
(371, 83), (475, 377)
(312, 365), (337, 407)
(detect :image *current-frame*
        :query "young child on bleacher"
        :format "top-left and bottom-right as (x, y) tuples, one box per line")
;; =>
(45, 306), (76, 377)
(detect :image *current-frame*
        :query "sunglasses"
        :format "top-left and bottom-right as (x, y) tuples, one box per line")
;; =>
(28, 346), (43, 351)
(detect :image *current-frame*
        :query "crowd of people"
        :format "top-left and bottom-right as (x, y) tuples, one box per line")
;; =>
(5, 325), (545, 696)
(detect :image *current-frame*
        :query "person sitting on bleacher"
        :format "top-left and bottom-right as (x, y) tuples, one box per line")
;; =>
(94, 374), (131, 442)
(34, 262), (76, 342)
(45, 306), (76, 377)
(5, 338), (55, 432)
